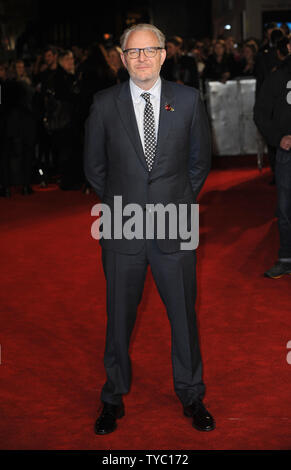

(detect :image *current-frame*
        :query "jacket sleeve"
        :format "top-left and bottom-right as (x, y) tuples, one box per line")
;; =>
(253, 73), (282, 148)
(254, 51), (268, 96)
(188, 94), (212, 200)
(83, 94), (107, 200)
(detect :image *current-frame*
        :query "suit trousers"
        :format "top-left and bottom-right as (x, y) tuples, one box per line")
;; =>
(100, 238), (205, 407)
(275, 148), (291, 259)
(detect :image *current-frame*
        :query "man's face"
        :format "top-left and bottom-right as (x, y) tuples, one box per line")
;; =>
(60, 53), (75, 74)
(243, 45), (252, 60)
(166, 42), (179, 58)
(16, 61), (25, 76)
(44, 51), (56, 67)
(214, 43), (224, 57)
(120, 30), (166, 89)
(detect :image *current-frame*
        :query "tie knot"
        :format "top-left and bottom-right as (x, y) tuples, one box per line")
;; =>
(141, 92), (151, 103)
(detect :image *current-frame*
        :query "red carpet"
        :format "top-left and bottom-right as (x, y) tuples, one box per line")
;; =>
(0, 157), (290, 450)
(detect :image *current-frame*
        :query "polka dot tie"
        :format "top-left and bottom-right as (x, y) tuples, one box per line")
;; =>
(141, 92), (156, 171)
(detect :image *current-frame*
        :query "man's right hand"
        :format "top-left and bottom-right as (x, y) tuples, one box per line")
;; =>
(280, 135), (291, 151)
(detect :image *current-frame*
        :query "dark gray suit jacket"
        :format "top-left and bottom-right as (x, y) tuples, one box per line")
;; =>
(84, 78), (211, 254)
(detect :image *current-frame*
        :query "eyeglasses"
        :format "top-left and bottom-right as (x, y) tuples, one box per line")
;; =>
(123, 47), (163, 59)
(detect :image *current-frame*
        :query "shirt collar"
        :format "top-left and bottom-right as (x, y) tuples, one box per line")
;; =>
(130, 76), (161, 103)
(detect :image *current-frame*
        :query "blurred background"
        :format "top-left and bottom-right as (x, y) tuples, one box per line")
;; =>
(0, 0), (290, 58)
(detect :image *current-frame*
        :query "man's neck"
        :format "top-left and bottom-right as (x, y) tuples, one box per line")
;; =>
(131, 76), (159, 91)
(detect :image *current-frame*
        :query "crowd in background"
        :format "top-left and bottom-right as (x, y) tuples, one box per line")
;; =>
(0, 21), (290, 197)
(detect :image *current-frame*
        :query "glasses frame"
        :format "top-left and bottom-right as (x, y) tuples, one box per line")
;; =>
(122, 46), (164, 58)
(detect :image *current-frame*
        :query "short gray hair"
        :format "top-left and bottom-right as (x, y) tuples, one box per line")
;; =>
(120, 23), (166, 51)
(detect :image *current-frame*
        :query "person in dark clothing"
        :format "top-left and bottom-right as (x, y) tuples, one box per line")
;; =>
(84, 22), (214, 435)
(33, 45), (59, 185)
(224, 36), (241, 78)
(276, 36), (291, 63)
(161, 36), (199, 89)
(254, 28), (284, 94)
(254, 28), (285, 182)
(258, 22), (277, 53)
(0, 77), (8, 197)
(254, 43), (291, 279)
(78, 42), (117, 193)
(43, 49), (83, 190)
(78, 42), (116, 124)
(238, 43), (257, 77)
(33, 45), (59, 88)
(0, 76), (37, 197)
(202, 40), (233, 83)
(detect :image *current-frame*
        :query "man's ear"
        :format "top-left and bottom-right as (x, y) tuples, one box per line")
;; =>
(287, 43), (291, 54)
(160, 48), (167, 66)
(120, 53), (127, 69)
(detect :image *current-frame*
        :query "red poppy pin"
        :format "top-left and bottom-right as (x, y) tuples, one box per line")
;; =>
(165, 103), (174, 112)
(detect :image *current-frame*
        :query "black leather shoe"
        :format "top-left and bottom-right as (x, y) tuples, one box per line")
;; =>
(183, 401), (215, 432)
(94, 402), (125, 435)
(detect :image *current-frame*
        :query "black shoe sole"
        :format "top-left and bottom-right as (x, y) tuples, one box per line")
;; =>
(94, 422), (117, 435)
(264, 272), (291, 279)
(94, 408), (125, 435)
(192, 422), (216, 432)
(184, 410), (216, 432)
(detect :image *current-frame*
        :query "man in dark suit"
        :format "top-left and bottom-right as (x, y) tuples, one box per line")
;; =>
(254, 39), (291, 278)
(254, 28), (285, 183)
(84, 23), (214, 434)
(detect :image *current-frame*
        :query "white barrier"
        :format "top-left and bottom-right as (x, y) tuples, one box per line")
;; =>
(205, 78), (264, 161)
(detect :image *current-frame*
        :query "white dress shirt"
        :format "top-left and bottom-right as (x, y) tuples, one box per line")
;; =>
(129, 76), (161, 152)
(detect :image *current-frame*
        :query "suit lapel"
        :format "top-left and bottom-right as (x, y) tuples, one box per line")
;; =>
(153, 78), (175, 170)
(115, 80), (148, 171)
